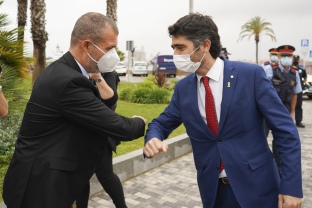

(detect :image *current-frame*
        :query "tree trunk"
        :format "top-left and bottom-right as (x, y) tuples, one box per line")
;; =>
(106, 0), (117, 23)
(255, 35), (260, 64)
(17, 0), (28, 48)
(30, 0), (48, 83)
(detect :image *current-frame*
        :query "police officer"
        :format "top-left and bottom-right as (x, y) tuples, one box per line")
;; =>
(293, 55), (307, 128)
(220, 47), (231, 59)
(262, 48), (279, 69)
(262, 45), (302, 171)
(261, 48), (279, 137)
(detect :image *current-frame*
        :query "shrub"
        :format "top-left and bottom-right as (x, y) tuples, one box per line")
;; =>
(119, 87), (133, 101)
(129, 87), (170, 104)
(0, 113), (23, 156)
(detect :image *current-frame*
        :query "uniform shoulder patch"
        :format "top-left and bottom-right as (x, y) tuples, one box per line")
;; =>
(263, 61), (270, 65)
(290, 68), (297, 74)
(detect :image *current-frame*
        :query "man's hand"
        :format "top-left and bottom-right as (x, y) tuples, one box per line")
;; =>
(143, 138), (168, 158)
(289, 111), (295, 121)
(278, 194), (302, 208)
(132, 115), (147, 125)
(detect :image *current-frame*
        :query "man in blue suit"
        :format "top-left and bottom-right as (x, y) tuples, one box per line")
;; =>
(143, 13), (303, 208)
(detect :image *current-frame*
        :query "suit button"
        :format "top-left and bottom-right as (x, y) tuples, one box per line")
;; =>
(217, 139), (222, 144)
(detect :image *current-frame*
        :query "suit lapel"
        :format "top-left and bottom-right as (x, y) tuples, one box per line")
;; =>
(219, 60), (237, 133)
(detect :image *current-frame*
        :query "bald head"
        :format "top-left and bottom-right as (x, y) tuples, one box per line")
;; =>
(70, 12), (118, 48)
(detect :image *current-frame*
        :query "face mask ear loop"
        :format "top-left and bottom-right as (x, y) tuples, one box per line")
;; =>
(200, 53), (206, 62)
(86, 52), (99, 64)
(190, 46), (200, 56)
(90, 41), (106, 55)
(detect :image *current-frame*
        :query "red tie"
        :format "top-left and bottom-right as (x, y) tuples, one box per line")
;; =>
(202, 76), (224, 173)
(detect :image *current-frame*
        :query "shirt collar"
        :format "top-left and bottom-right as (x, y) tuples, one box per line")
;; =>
(75, 59), (89, 78)
(196, 57), (223, 82)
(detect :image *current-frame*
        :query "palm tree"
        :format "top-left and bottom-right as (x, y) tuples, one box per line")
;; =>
(17, 0), (28, 45)
(238, 16), (276, 64)
(106, 0), (125, 61)
(0, 0), (31, 111)
(30, 0), (48, 83)
(106, 0), (117, 22)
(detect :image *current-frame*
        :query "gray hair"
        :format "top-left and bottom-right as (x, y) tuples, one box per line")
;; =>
(70, 12), (118, 47)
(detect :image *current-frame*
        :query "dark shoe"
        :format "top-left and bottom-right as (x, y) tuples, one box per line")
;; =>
(296, 122), (305, 128)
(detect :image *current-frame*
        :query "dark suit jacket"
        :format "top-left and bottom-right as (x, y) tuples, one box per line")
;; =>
(3, 52), (145, 208)
(145, 57), (303, 208)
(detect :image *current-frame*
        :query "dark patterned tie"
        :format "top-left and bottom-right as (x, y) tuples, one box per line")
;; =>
(202, 76), (224, 173)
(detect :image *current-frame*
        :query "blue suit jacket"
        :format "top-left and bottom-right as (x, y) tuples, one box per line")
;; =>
(145, 58), (303, 208)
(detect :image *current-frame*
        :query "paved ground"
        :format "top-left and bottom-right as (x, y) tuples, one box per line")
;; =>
(88, 98), (312, 208)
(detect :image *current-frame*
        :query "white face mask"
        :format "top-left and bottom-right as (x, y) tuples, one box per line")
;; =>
(173, 47), (206, 73)
(280, 56), (292, 66)
(87, 42), (120, 73)
(270, 55), (278, 62)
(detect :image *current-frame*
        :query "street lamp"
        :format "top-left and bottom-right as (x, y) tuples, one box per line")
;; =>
(189, 0), (193, 14)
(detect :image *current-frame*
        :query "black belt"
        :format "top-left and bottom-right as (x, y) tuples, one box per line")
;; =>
(220, 177), (230, 185)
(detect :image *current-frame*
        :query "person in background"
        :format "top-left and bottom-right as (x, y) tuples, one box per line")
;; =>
(262, 45), (302, 172)
(261, 48), (279, 137)
(76, 71), (128, 208)
(292, 55), (307, 128)
(143, 13), (302, 208)
(262, 48), (279, 69)
(0, 65), (8, 117)
(220, 47), (230, 59)
(2, 12), (146, 208)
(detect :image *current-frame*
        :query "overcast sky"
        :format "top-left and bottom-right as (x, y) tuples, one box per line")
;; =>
(2, 0), (312, 63)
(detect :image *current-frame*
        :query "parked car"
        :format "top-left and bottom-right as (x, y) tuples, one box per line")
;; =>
(303, 74), (312, 99)
(307, 74), (312, 86)
(132, 61), (148, 76)
(114, 62), (127, 76)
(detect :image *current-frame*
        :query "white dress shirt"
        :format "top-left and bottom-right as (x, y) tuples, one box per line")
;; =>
(196, 57), (226, 177)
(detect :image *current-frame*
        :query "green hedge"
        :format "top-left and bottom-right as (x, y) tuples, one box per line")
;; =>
(0, 113), (23, 156)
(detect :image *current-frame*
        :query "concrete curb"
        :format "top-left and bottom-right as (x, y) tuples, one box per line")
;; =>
(0, 133), (191, 207)
(89, 133), (191, 196)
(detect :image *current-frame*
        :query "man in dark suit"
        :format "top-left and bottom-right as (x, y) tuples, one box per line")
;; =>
(3, 12), (146, 208)
(143, 13), (302, 208)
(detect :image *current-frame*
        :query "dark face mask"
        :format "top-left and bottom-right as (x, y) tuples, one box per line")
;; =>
(293, 61), (299, 66)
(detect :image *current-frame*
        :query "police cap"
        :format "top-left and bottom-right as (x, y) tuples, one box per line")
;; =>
(221, 48), (231, 55)
(268, 48), (278, 55)
(294, 55), (300, 60)
(277, 45), (295, 55)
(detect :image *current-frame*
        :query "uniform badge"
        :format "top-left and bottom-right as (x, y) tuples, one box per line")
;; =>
(290, 81), (295, 87)
(299, 69), (302, 73)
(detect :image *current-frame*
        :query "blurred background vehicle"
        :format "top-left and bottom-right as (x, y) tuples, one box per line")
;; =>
(132, 61), (148, 76)
(151, 55), (177, 78)
(114, 62), (127, 76)
(303, 74), (312, 99)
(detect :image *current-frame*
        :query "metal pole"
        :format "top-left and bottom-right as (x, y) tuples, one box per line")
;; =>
(189, 0), (193, 14)
(127, 51), (130, 82)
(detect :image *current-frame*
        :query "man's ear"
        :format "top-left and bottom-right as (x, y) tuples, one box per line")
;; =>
(202, 39), (211, 53)
(81, 40), (91, 52)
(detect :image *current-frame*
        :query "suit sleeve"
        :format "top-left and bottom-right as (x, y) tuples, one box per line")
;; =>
(101, 72), (119, 108)
(60, 76), (145, 141)
(254, 66), (303, 197)
(145, 83), (182, 144)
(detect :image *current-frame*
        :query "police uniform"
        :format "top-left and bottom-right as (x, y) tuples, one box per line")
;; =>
(262, 45), (302, 171)
(261, 48), (280, 137)
(293, 55), (307, 127)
